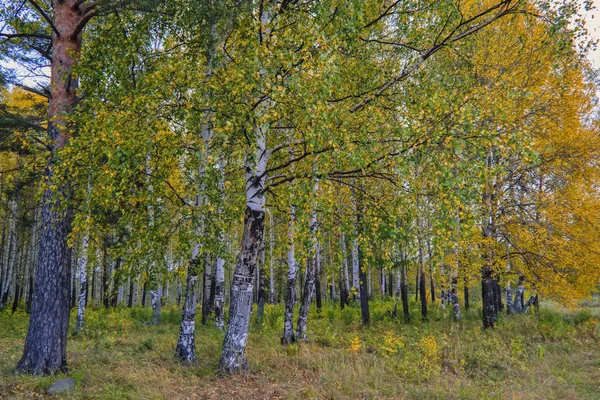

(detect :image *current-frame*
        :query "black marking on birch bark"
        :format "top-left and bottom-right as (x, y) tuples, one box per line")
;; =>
(219, 207), (265, 374)
(175, 258), (200, 364)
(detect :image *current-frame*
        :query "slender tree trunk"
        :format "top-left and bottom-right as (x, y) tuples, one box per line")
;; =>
(296, 178), (319, 340)
(400, 252), (410, 320)
(256, 244), (266, 324)
(175, 258), (200, 363)
(1, 198), (18, 310)
(464, 277), (470, 311)
(214, 255), (225, 330)
(314, 243), (323, 313)
(282, 205), (297, 344)
(426, 238), (435, 303)
(201, 258), (213, 325)
(351, 238), (359, 299)
(75, 227), (90, 332)
(150, 284), (161, 325)
(482, 268), (496, 329)
(358, 254), (370, 325)
(355, 190), (370, 325)
(219, 104), (269, 374)
(415, 268), (419, 302)
(128, 278), (134, 308)
(268, 212), (276, 303)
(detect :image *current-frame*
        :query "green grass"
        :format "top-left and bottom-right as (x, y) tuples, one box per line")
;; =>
(1, 300), (599, 399)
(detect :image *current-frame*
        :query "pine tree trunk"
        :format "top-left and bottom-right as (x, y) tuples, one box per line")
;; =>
(17, 1), (96, 374)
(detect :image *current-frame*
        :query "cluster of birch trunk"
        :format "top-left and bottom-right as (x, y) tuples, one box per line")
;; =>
(1, 0), (595, 377)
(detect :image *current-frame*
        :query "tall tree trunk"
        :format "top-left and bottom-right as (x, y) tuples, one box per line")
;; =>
(514, 276), (525, 313)
(282, 205), (297, 344)
(1, 198), (18, 310)
(219, 100), (269, 374)
(201, 258), (213, 325)
(175, 257), (200, 363)
(256, 244), (266, 324)
(214, 255), (225, 330)
(150, 285), (162, 325)
(451, 212), (461, 320)
(355, 190), (370, 326)
(351, 238), (359, 299)
(296, 178), (319, 340)
(75, 227), (90, 332)
(268, 212), (276, 303)
(128, 278), (134, 308)
(482, 268), (496, 329)
(141, 280), (147, 307)
(400, 252), (410, 320)
(17, 1), (95, 374)
(464, 277), (470, 311)
(426, 238), (435, 303)
(314, 243), (323, 313)
(415, 268), (420, 302)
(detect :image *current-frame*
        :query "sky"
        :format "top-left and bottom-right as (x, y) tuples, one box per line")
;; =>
(582, 0), (600, 67)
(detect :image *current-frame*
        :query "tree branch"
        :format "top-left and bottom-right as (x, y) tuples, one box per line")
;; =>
(27, 0), (60, 37)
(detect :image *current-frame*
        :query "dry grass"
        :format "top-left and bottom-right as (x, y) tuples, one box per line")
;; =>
(1, 300), (599, 399)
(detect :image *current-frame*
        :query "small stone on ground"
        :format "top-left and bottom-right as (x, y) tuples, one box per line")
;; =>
(46, 378), (76, 395)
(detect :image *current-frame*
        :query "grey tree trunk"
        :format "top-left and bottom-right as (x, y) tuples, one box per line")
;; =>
(482, 268), (496, 329)
(201, 258), (214, 324)
(400, 252), (409, 320)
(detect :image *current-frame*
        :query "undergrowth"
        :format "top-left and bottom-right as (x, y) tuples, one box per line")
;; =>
(1, 299), (599, 399)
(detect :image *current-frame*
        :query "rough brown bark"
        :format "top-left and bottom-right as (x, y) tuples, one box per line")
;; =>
(16, 0), (95, 375)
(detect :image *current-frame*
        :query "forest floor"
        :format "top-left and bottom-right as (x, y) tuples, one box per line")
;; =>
(1, 299), (599, 399)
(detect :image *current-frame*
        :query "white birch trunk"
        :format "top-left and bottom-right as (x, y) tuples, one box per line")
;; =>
(296, 178), (319, 341)
(282, 205), (297, 344)
(269, 212), (276, 303)
(351, 238), (359, 294)
(75, 227), (90, 332)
